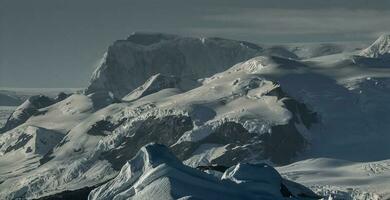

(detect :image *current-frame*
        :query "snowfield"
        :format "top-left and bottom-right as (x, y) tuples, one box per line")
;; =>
(0, 33), (390, 199)
(278, 158), (390, 200)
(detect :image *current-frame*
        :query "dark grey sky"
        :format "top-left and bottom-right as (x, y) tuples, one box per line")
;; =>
(1, 0), (390, 88)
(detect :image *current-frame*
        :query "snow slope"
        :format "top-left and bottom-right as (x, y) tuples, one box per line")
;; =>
(0, 34), (390, 199)
(0, 92), (117, 198)
(278, 158), (390, 200)
(0, 95), (56, 133)
(0, 88), (77, 127)
(122, 73), (180, 101)
(86, 32), (303, 98)
(285, 42), (367, 59)
(89, 143), (319, 200)
(0, 55), (318, 199)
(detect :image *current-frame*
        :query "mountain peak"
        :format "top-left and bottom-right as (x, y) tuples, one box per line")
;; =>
(89, 143), (318, 200)
(360, 33), (390, 58)
(377, 33), (390, 41)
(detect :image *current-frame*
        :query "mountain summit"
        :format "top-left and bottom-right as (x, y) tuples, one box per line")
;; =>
(85, 32), (266, 98)
(360, 34), (390, 59)
(89, 143), (320, 200)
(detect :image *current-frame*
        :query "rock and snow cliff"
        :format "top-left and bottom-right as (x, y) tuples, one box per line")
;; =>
(1, 33), (390, 199)
(85, 32), (303, 98)
(0, 55), (318, 199)
(360, 34), (390, 59)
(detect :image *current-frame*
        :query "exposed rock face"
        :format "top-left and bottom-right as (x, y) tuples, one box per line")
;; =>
(173, 106), (315, 167)
(99, 115), (193, 170)
(89, 143), (320, 200)
(86, 32), (276, 98)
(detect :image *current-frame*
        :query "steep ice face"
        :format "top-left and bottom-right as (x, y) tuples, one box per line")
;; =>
(360, 34), (390, 59)
(89, 143), (319, 200)
(86, 33), (300, 98)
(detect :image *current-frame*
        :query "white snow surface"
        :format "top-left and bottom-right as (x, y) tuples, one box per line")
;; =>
(0, 55), (307, 199)
(278, 158), (390, 200)
(1, 34), (390, 199)
(89, 143), (318, 200)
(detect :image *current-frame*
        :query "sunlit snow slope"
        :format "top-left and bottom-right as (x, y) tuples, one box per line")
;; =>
(0, 33), (390, 200)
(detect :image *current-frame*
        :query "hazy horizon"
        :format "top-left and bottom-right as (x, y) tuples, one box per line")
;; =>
(1, 0), (389, 88)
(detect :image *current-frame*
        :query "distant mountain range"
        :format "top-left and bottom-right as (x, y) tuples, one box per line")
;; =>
(0, 33), (389, 200)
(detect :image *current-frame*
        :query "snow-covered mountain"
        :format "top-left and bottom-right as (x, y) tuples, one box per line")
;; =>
(0, 95), (56, 133)
(1, 33), (390, 199)
(360, 34), (390, 59)
(285, 42), (367, 59)
(89, 143), (320, 200)
(278, 158), (390, 200)
(86, 32), (304, 98)
(0, 89), (80, 128)
(0, 55), (320, 199)
(0, 125), (63, 156)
